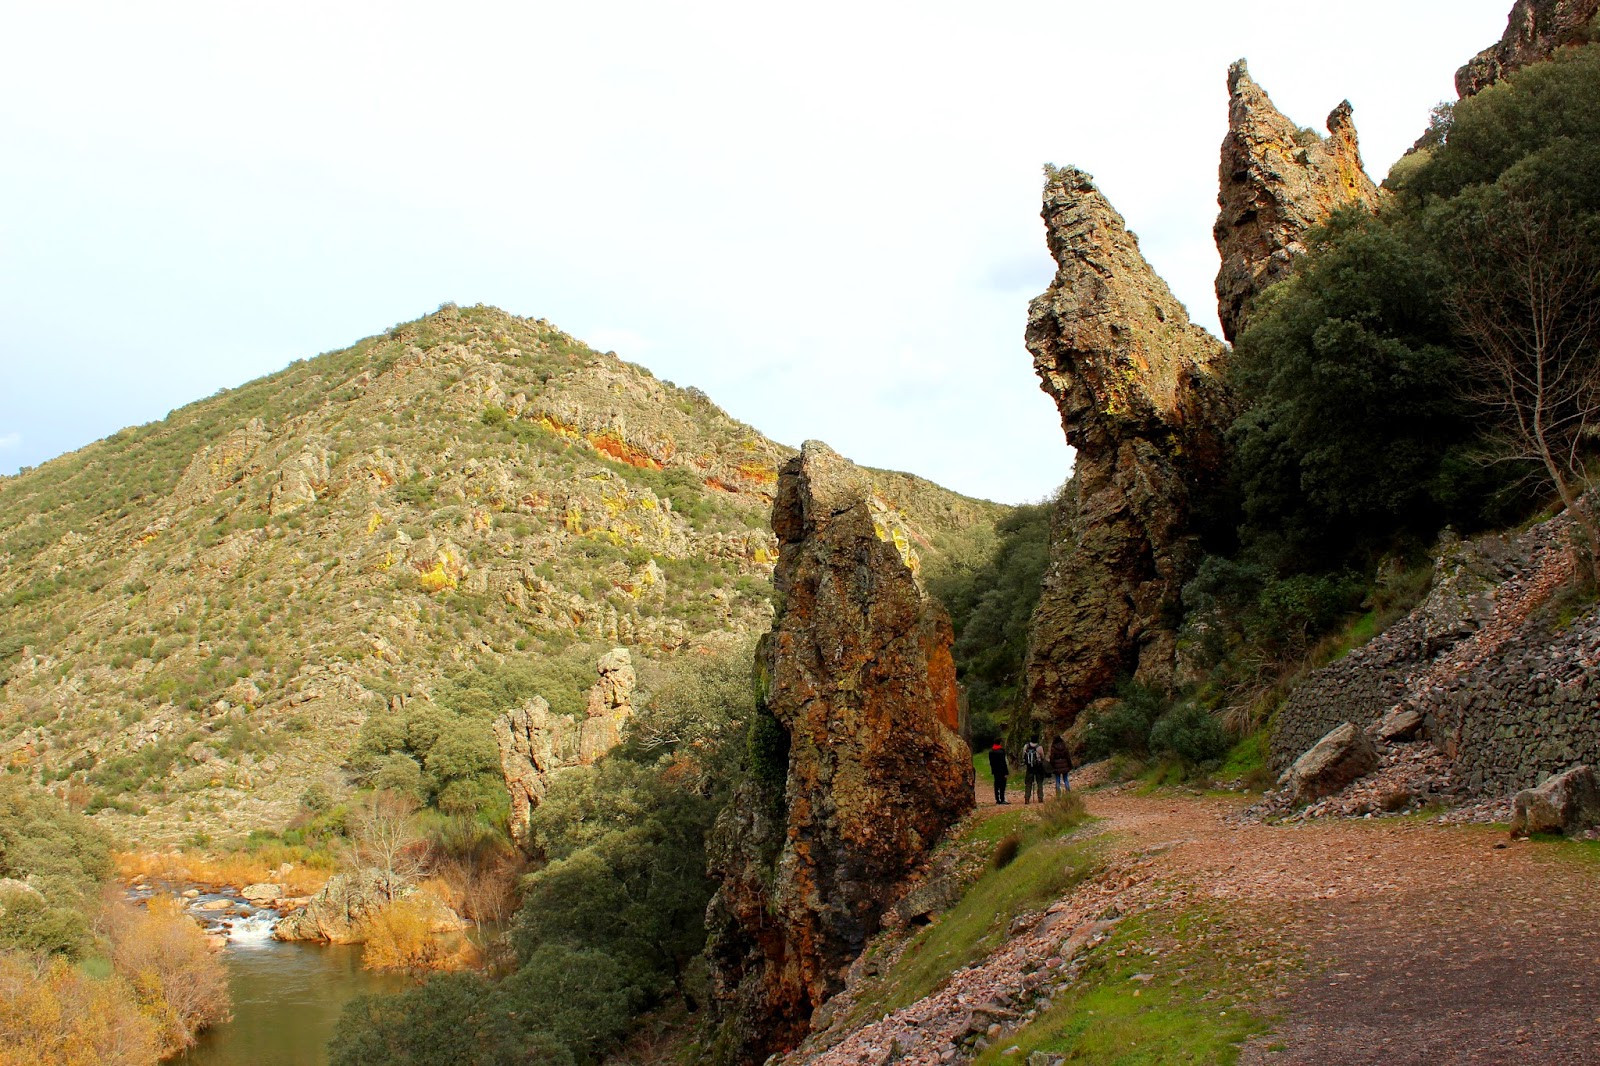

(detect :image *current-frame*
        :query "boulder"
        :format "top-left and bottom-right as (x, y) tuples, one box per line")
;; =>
(241, 882), (283, 903)
(1279, 722), (1379, 805)
(1213, 60), (1379, 342)
(1376, 706), (1426, 742)
(272, 869), (403, 943)
(704, 442), (973, 1064)
(1510, 765), (1600, 836)
(1023, 167), (1233, 728)
(1456, 0), (1600, 98)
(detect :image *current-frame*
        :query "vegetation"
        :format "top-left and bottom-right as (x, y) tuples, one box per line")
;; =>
(928, 498), (1055, 748)
(0, 775), (230, 1063)
(973, 905), (1284, 1064)
(330, 639), (756, 1065)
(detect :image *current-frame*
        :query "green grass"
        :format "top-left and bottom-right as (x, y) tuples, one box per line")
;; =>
(975, 906), (1282, 1065)
(845, 796), (1095, 1025)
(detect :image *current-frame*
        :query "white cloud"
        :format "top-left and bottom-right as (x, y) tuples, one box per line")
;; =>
(0, 433), (20, 451)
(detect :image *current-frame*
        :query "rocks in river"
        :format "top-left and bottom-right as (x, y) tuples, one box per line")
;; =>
(1278, 722), (1379, 806)
(273, 870), (403, 943)
(196, 898), (236, 912)
(241, 882), (283, 903)
(1510, 765), (1600, 837)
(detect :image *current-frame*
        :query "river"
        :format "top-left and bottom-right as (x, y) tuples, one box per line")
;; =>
(179, 929), (406, 1066)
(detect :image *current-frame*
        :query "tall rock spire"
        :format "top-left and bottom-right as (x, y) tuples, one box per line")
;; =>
(1023, 167), (1231, 731)
(1213, 60), (1379, 342)
(704, 441), (972, 1064)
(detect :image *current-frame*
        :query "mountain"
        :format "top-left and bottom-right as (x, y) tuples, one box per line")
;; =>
(0, 304), (1002, 842)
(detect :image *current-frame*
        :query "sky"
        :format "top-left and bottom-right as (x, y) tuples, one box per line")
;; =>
(0, 1), (1518, 504)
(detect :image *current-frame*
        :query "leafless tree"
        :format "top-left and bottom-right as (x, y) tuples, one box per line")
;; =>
(344, 789), (424, 900)
(1446, 188), (1600, 583)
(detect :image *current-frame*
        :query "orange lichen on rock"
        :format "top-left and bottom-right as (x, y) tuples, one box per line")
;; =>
(705, 441), (972, 1065)
(587, 433), (661, 469)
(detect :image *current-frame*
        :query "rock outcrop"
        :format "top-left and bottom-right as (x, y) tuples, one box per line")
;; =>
(1456, 0), (1599, 98)
(1213, 61), (1380, 342)
(705, 441), (973, 1065)
(1509, 765), (1600, 836)
(494, 648), (636, 851)
(273, 869), (403, 943)
(1023, 167), (1232, 730)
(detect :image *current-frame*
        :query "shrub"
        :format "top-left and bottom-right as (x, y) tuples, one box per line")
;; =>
(1148, 705), (1230, 766)
(0, 952), (162, 1066)
(991, 833), (1022, 870)
(100, 896), (232, 1056)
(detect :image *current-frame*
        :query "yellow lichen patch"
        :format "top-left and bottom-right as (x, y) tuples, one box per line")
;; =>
(367, 512), (386, 536)
(752, 546), (776, 565)
(563, 507), (585, 533)
(536, 414), (583, 442)
(416, 548), (465, 594)
(376, 550), (396, 572)
(471, 509), (491, 532)
(736, 462), (778, 485)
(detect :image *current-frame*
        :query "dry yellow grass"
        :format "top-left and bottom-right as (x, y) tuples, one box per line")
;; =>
(114, 848), (331, 897)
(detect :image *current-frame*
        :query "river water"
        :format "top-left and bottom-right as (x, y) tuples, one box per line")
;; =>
(178, 930), (406, 1066)
(124, 889), (408, 1066)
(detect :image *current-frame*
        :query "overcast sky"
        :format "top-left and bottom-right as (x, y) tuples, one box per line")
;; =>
(1, 1), (1516, 503)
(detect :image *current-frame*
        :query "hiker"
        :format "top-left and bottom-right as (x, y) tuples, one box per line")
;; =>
(1022, 735), (1047, 804)
(1049, 733), (1073, 795)
(987, 741), (1009, 804)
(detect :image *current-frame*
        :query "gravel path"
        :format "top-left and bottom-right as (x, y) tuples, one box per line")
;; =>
(795, 787), (1600, 1064)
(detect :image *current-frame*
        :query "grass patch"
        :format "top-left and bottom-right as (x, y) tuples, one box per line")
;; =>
(976, 905), (1284, 1065)
(846, 796), (1095, 1024)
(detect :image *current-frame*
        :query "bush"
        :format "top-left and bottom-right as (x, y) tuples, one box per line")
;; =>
(1148, 705), (1230, 766)
(0, 952), (162, 1066)
(99, 896), (232, 1057)
(1081, 682), (1168, 760)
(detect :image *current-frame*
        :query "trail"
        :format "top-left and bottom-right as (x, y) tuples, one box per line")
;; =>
(801, 786), (1600, 1065)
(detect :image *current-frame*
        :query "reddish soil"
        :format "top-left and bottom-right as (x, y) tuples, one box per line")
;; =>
(1082, 790), (1600, 1065)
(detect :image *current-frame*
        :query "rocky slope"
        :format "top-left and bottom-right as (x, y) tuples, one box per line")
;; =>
(1456, 0), (1599, 97)
(1021, 167), (1231, 732)
(1213, 60), (1380, 343)
(0, 306), (1001, 842)
(705, 442), (973, 1065)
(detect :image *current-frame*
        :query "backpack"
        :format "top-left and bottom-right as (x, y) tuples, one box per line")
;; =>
(1023, 742), (1042, 769)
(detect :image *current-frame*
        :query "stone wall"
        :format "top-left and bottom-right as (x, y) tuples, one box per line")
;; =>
(1271, 504), (1600, 796)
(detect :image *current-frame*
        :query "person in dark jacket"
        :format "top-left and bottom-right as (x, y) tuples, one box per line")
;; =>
(987, 741), (1009, 804)
(1048, 734), (1073, 795)
(1021, 736), (1047, 804)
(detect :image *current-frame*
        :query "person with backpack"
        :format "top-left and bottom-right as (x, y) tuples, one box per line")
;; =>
(1048, 733), (1074, 795)
(1021, 735), (1047, 804)
(987, 741), (1009, 804)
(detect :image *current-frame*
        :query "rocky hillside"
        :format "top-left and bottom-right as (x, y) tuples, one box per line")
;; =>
(0, 304), (1002, 842)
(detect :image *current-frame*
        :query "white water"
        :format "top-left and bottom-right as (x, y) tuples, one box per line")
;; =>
(221, 910), (279, 945)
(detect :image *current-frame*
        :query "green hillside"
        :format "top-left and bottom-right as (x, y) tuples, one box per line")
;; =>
(0, 304), (1003, 842)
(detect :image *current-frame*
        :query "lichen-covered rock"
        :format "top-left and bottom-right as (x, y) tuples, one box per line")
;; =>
(1279, 722), (1379, 806)
(272, 869), (402, 943)
(1510, 765), (1600, 836)
(1213, 60), (1379, 342)
(1024, 167), (1232, 730)
(1456, 0), (1599, 98)
(493, 648), (637, 851)
(1375, 706), (1426, 743)
(705, 441), (973, 1065)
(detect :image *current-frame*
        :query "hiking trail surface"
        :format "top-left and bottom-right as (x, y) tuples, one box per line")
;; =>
(797, 783), (1600, 1065)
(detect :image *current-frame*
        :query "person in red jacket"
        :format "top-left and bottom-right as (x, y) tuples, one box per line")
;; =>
(987, 741), (1009, 804)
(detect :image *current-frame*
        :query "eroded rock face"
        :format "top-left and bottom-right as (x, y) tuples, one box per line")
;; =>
(494, 648), (636, 851)
(1214, 60), (1379, 342)
(1456, 0), (1599, 98)
(705, 441), (972, 1064)
(1024, 167), (1232, 730)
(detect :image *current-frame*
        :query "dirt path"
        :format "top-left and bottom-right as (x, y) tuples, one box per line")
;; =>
(797, 786), (1600, 1064)
(1085, 789), (1600, 1065)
